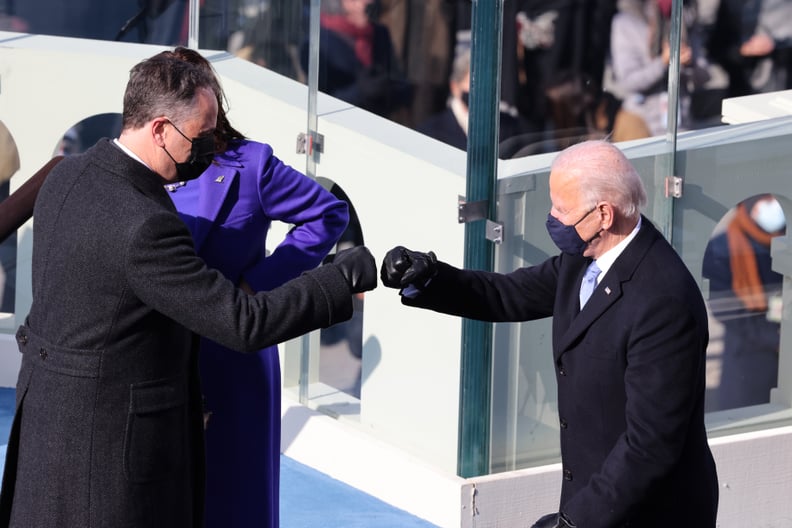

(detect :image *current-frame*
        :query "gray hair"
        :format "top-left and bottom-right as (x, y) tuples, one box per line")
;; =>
(551, 140), (647, 220)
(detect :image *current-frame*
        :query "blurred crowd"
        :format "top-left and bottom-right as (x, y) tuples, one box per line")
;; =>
(223, 0), (792, 157)
(3, 0), (792, 155)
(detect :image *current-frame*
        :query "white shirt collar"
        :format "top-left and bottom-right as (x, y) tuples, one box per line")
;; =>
(449, 97), (469, 135)
(592, 216), (642, 284)
(113, 138), (153, 171)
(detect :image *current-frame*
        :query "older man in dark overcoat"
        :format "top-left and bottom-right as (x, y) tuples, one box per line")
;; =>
(381, 140), (718, 527)
(0, 54), (375, 527)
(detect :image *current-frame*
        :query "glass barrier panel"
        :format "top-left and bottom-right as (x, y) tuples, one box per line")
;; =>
(673, 122), (792, 431)
(0, 181), (15, 316)
(222, 1), (308, 84)
(491, 167), (561, 472)
(0, 121), (20, 318)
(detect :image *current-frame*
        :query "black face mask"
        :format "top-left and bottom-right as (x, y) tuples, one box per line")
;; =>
(545, 206), (601, 255)
(162, 120), (215, 182)
(460, 91), (470, 109)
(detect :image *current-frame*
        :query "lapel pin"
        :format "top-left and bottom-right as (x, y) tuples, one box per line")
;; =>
(214, 175), (225, 183)
(605, 286), (612, 295)
(165, 181), (186, 192)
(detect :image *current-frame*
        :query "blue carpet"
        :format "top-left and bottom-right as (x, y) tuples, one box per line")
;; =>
(0, 388), (12, 447)
(279, 455), (438, 528)
(0, 387), (436, 527)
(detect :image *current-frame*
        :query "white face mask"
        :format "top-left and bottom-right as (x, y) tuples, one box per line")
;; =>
(753, 198), (786, 234)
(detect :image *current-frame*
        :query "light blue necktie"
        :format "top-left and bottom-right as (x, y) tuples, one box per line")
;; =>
(579, 261), (601, 309)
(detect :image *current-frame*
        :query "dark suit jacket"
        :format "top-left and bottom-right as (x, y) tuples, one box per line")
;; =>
(404, 218), (718, 527)
(301, 23), (412, 117)
(416, 107), (467, 150)
(416, 107), (533, 153)
(0, 139), (353, 528)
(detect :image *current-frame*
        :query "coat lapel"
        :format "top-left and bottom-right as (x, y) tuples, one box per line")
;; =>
(554, 217), (659, 360)
(556, 275), (624, 358)
(190, 162), (239, 252)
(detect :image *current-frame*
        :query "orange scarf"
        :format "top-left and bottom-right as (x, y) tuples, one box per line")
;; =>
(726, 203), (773, 311)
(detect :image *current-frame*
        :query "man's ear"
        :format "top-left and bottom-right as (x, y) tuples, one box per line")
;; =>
(597, 201), (615, 230)
(152, 118), (168, 147)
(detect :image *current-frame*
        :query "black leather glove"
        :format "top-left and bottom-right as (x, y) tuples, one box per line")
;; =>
(380, 246), (438, 289)
(530, 512), (575, 528)
(333, 246), (377, 294)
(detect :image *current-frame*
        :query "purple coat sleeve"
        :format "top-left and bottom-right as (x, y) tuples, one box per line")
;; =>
(235, 142), (349, 292)
(170, 140), (349, 293)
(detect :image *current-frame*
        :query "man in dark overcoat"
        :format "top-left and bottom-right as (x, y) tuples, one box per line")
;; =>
(380, 140), (718, 527)
(0, 54), (376, 527)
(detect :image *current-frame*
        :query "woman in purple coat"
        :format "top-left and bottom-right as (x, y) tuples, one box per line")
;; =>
(165, 48), (349, 528)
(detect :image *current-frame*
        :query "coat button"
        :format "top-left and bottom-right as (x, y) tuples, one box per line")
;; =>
(563, 469), (573, 481)
(559, 366), (566, 376)
(560, 419), (568, 429)
(39, 348), (48, 360)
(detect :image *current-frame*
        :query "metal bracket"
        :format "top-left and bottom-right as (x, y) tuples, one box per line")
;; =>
(486, 220), (504, 244)
(664, 176), (683, 198)
(309, 130), (324, 155)
(296, 131), (325, 155)
(458, 195), (488, 223)
(458, 196), (503, 244)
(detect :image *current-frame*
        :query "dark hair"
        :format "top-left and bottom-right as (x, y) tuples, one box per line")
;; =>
(122, 55), (216, 131)
(163, 47), (247, 151)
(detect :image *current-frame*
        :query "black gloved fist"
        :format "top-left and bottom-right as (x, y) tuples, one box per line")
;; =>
(530, 512), (575, 528)
(333, 246), (377, 294)
(380, 246), (438, 289)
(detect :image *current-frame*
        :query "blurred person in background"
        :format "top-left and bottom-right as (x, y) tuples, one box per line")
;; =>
(609, 0), (696, 139)
(704, 0), (792, 97)
(416, 48), (533, 152)
(703, 194), (786, 410)
(230, 2), (306, 82)
(376, 0), (455, 128)
(514, 0), (616, 134)
(301, 0), (412, 120)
